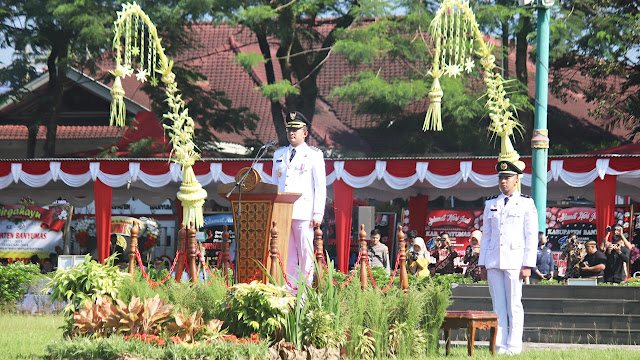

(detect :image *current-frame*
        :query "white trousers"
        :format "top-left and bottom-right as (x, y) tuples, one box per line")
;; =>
(487, 268), (524, 354)
(286, 219), (314, 289)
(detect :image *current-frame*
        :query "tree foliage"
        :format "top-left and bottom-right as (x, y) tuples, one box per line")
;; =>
(209, 0), (393, 145)
(0, 0), (258, 158)
(331, 0), (533, 156)
(548, 0), (640, 140)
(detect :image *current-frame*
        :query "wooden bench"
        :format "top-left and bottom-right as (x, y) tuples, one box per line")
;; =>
(442, 310), (498, 356)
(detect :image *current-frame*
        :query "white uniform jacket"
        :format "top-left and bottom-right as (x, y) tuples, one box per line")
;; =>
(478, 191), (538, 270)
(271, 143), (326, 221)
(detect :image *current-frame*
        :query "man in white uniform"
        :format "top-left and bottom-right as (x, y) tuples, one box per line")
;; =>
(271, 111), (326, 288)
(478, 160), (538, 355)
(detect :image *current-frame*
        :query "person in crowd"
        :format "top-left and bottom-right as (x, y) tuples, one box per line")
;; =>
(40, 258), (55, 274)
(0, 258), (8, 266)
(271, 111), (326, 288)
(561, 234), (585, 279)
(30, 254), (40, 268)
(406, 229), (418, 253)
(630, 240), (640, 277)
(433, 232), (456, 275)
(478, 160), (538, 355)
(531, 232), (555, 283)
(48, 252), (58, 270)
(463, 230), (482, 282)
(368, 229), (390, 275)
(110, 233), (126, 262)
(601, 225), (632, 252)
(579, 240), (606, 283)
(408, 237), (430, 277)
(603, 234), (630, 283)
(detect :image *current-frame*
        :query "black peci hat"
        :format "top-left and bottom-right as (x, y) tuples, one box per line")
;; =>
(286, 111), (309, 129)
(496, 160), (523, 176)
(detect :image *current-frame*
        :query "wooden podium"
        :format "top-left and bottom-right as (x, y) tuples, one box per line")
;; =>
(217, 169), (300, 283)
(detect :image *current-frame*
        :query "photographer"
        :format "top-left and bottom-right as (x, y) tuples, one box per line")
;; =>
(603, 228), (630, 283)
(600, 225), (632, 252)
(367, 229), (390, 275)
(407, 237), (430, 277)
(579, 241), (606, 283)
(561, 234), (585, 279)
(433, 232), (456, 275)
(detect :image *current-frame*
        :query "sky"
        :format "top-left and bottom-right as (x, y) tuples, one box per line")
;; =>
(0, 48), (13, 68)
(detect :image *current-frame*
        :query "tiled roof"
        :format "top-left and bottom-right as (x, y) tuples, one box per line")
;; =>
(0, 125), (125, 140)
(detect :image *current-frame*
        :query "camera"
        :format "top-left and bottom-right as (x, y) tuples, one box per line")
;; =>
(409, 251), (419, 261)
(606, 226), (612, 232)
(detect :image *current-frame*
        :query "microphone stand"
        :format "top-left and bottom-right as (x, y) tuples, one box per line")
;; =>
(225, 144), (271, 281)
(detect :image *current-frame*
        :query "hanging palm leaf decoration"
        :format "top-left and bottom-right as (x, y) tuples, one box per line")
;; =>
(109, 2), (207, 230)
(425, 0), (524, 171)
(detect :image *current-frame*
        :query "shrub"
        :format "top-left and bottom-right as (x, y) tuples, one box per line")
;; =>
(46, 254), (129, 334)
(217, 281), (294, 339)
(164, 277), (228, 322)
(0, 262), (41, 309)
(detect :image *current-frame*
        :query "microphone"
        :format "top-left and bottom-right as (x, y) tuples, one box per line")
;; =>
(261, 140), (277, 149)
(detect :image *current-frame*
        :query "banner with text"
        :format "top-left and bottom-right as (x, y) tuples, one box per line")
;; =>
(0, 205), (70, 260)
(425, 210), (483, 260)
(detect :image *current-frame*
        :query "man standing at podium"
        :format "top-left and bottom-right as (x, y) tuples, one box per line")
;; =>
(272, 111), (326, 289)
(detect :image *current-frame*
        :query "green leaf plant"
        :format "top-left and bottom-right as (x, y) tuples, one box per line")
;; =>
(46, 253), (129, 335)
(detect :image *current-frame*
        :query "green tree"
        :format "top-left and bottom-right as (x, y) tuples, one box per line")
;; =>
(0, 0), (117, 157)
(547, 0), (640, 140)
(210, 0), (392, 146)
(331, 0), (532, 155)
(0, 0), (257, 158)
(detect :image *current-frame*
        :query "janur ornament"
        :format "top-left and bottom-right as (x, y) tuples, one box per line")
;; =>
(109, 2), (207, 229)
(424, 0), (525, 174)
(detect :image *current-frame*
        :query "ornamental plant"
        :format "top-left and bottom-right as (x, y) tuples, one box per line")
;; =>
(47, 253), (129, 334)
(0, 262), (40, 309)
(217, 281), (294, 339)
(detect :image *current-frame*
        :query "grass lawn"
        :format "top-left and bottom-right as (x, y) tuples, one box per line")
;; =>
(0, 313), (64, 360)
(0, 313), (638, 359)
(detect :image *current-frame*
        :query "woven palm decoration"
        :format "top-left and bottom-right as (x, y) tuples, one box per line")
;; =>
(109, 2), (207, 229)
(425, 0), (524, 170)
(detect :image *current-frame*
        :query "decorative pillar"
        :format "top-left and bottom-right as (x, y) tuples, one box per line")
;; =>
(359, 224), (368, 290)
(314, 226), (324, 290)
(397, 225), (408, 294)
(531, 3), (551, 231)
(188, 222), (197, 283)
(269, 221), (279, 284)
(128, 222), (139, 277)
